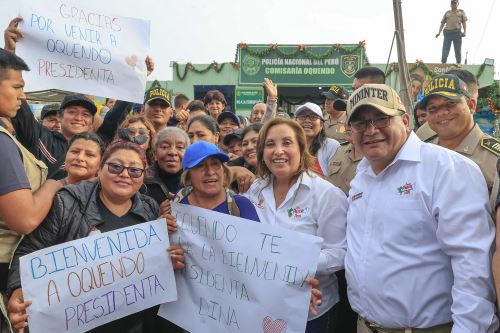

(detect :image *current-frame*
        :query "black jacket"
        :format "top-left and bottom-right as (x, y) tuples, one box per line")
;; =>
(143, 163), (182, 206)
(7, 181), (159, 297)
(12, 100), (132, 180)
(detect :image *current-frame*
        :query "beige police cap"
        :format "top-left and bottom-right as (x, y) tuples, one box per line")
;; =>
(347, 84), (406, 123)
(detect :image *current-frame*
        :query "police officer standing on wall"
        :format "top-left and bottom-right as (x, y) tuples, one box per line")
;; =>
(436, 0), (467, 64)
(345, 83), (498, 333)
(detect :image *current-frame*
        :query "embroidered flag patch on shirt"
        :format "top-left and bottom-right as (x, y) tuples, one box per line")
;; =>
(397, 182), (415, 196)
(287, 207), (309, 219)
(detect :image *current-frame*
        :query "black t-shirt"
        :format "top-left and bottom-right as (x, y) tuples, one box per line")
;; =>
(95, 196), (143, 233)
(91, 196), (149, 333)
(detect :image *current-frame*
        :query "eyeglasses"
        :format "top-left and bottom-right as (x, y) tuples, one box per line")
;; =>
(295, 114), (322, 121)
(105, 162), (144, 178)
(350, 113), (404, 133)
(425, 100), (460, 114)
(125, 128), (149, 136)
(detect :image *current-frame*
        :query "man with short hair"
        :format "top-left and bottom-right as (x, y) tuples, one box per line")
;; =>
(249, 102), (266, 123)
(321, 84), (350, 143)
(436, 0), (467, 64)
(345, 83), (497, 332)
(0, 48), (62, 331)
(143, 82), (173, 133)
(352, 66), (385, 91)
(39, 103), (61, 132)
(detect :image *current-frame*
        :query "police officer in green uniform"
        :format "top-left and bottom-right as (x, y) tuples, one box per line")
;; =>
(421, 71), (499, 209)
(322, 84), (350, 144)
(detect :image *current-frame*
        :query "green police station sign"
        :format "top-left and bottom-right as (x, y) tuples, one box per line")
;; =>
(239, 44), (366, 86)
(235, 87), (264, 111)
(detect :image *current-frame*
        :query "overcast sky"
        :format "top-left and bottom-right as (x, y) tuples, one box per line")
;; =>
(1, 0), (499, 80)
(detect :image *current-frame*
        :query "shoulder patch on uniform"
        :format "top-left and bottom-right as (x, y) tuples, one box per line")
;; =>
(481, 137), (500, 157)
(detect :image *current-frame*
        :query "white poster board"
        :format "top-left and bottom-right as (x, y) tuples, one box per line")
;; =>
(17, 0), (150, 103)
(159, 203), (322, 333)
(20, 219), (177, 333)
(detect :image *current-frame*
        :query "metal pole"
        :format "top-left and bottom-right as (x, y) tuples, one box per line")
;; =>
(393, 0), (414, 122)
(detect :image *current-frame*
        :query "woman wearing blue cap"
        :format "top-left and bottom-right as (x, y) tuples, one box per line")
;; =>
(170, 141), (260, 221)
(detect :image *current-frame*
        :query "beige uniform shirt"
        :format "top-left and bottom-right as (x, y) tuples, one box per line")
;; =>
(415, 122), (437, 142)
(327, 143), (362, 196)
(324, 112), (348, 144)
(442, 9), (467, 31)
(430, 124), (499, 208)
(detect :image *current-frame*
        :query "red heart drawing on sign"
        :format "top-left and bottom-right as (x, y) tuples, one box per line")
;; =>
(125, 54), (138, 68)
(262, 316), (287, 333)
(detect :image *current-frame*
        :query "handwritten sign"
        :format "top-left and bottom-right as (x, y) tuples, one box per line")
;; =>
(17, 0), (150, 103)
(158, 203), (322, 333)
(20, 219), (177, 333)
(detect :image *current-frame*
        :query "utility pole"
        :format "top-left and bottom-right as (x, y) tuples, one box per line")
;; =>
(392, 0), (413, 121)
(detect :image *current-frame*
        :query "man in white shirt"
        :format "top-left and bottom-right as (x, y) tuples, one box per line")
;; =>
(345, 83), (498, 333)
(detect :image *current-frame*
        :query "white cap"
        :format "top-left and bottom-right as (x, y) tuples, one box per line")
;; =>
(294, 102), (324, 120)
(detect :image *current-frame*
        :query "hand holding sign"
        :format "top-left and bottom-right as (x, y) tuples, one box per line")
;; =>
(7, 288), (30, 332)
(4, 17), (24, 52)
(16, 0), (151, 103)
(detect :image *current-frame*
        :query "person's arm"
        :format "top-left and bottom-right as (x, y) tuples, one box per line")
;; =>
(0, 134), (62, 234)
(261, 78), (278, 123)
(95, 100), (132, 143)
(11, 100), (45, 155)
(227, 166), (255, 193)
(7, 192), (66, 298)
(461, 20), (467, 36)
(315, 185), (347, 274)
(0, 181), (62, 234)
(434, 158), (497, 331)
(96, 57), (155, 142)
(436, 13), (447, 37)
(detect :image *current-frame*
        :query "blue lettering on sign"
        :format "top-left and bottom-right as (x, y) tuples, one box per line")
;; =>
(30, 13), (55, 33)
(29, 224), (162, 279)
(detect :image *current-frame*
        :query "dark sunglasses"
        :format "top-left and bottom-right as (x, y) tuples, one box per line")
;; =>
(117, 128), (149, 145)
(105, 162), (144, 178)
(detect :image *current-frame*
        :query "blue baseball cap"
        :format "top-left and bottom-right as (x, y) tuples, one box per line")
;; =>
(182, 141), (229, 170)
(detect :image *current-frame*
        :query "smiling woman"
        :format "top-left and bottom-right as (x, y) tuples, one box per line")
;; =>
(144, 127), (190, 205)
(62, 132), (105, 185)
(294, 102), (340, 176)
(244, 117), (347, 333)
(6, 140), (185, 332)
(173, 141), (259, 221)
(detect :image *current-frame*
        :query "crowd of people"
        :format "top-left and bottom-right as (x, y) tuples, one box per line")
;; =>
(0, 13), (499, 333)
